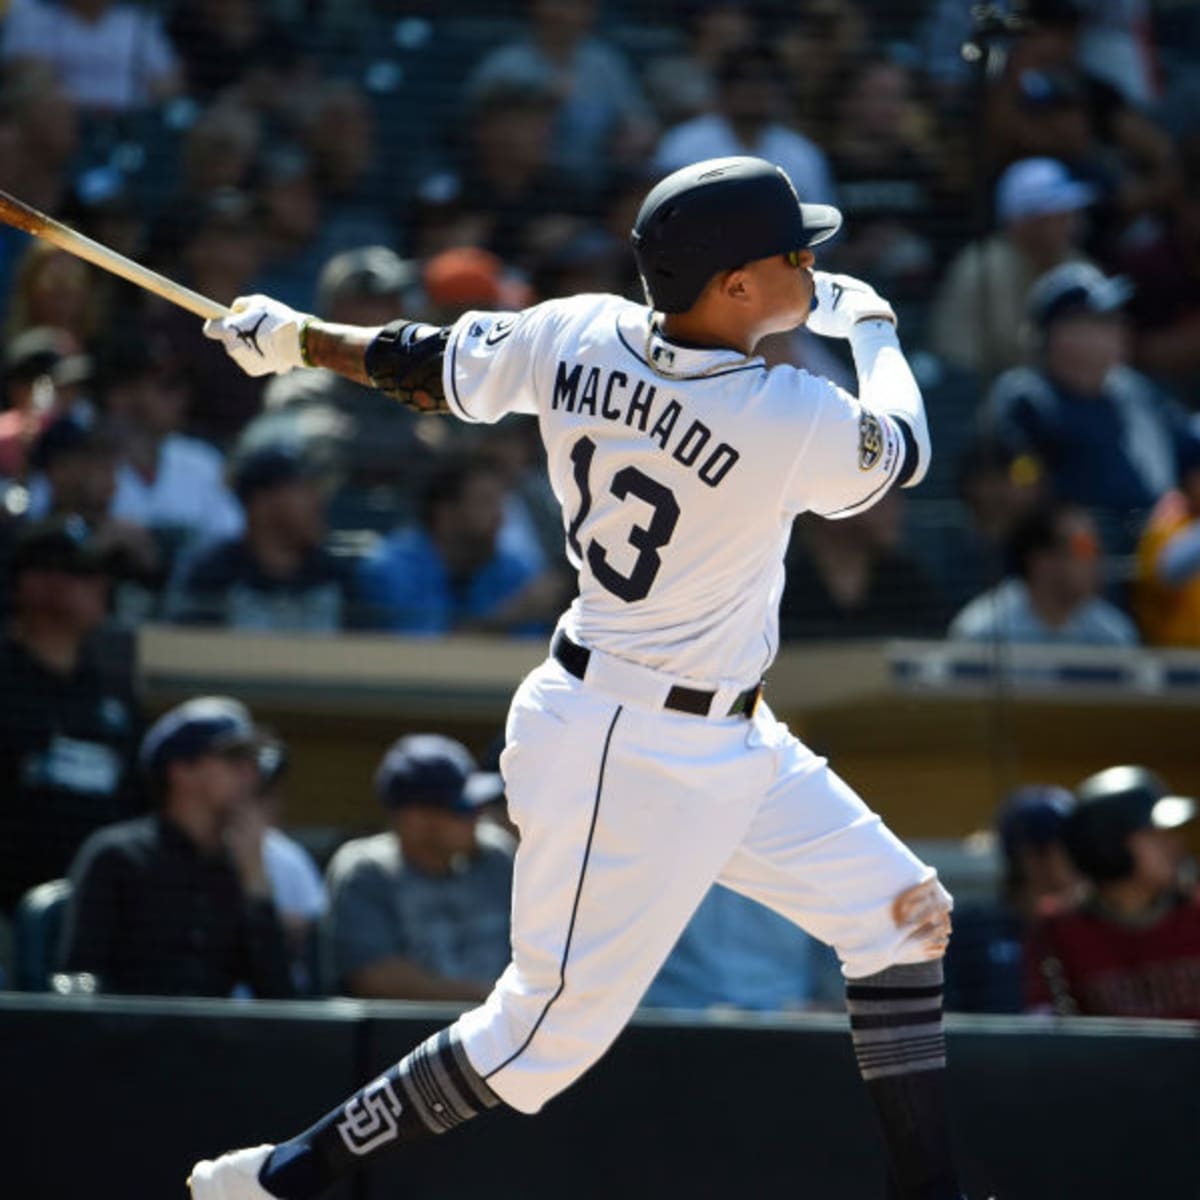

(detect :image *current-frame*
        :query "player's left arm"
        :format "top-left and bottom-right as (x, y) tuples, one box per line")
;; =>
(807, 271), (931, 487)
(786, 276), (932, 519)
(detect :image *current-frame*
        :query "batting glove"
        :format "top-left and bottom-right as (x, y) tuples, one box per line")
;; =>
(806, 272), (896, 340)
(203, 295), (309, 377)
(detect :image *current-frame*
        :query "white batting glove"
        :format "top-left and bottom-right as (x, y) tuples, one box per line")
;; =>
(806, 272), (896, 340)
(203, 295), (309, 377)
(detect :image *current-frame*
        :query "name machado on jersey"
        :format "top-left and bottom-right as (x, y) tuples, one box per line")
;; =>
(551, 360), (740, 490)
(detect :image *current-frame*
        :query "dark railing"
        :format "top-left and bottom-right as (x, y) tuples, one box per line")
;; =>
(2, 994), (1196, 1199)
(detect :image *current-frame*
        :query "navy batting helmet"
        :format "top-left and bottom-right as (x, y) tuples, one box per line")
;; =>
(630, 156), (842, 313)
(1062, 765), (1196, 882)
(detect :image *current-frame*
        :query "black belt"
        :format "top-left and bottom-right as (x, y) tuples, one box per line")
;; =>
(551, 631), (762, 719)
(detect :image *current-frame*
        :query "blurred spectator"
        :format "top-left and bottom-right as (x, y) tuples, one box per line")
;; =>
(179, 103), (262, 200)
(0, 63), (78, 217)
(529, 223), (623, 302)
(642, 884), (842, 1012)
(437, 76), (586, 267)
(62, 165), (147, 270)
(1028, 765), (1200, 1018)
(948, 500), (1139, 645)
(0, 517), (140, 915)
(168, 0), (302, 100)
(476, 418), (563, 574)
(654, 44), (837, 205)
(250, 145), (328, 313)
(255, 737), (327, 994)
(167, 444), (348, 631)
(0, 328), (90, 480)
(983, 262), (1187, 517)
(421, 246), (532, 327)
(775, 0), (869, 149)
(781, 491), (946, 639)
(27, 414), (117, 525)
(257, 245), (425, 498)
(25, 413), (162, 586)
(299, 80), (397, 250)
(985, 13), (1175, 247)
(922, 0), (1160, 107)
(404, 172), (495, 263)
(7, 241), (99, 347)
(356, 455), (563, 635)
(823, 55), (940, 295)
(954, 438), (1051, 599)
(1, 0), (181, 112)
(1121, 145), (1200, 393)
(1133, 422), (1200, 646)
(643, 0), (759, 127)
(323, 734), (514, 1001)
(944, 785), (1080, 1013)
(151, 189), (266, 447)
(58, 696), (293, 997)
(465, 0), (655, 190)
(102, 338), (244, 562)
(929, 158), (1095, 377)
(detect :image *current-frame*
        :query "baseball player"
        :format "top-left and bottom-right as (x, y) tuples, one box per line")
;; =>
(192, 156), (963, 1200)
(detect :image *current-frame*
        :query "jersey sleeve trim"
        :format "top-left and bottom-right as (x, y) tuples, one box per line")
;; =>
(444, 324), (477, 422)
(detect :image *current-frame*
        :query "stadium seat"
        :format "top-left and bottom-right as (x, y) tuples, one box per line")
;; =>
(13, 879), (72, 993)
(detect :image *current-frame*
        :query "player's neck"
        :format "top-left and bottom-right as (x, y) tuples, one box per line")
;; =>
(659, 310), (754, 356)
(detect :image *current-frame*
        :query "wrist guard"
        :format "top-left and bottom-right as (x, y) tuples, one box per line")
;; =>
(364, 320), (451, 412)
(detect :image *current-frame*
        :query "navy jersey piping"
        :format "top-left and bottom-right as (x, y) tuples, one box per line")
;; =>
(446, 328), (474, 420)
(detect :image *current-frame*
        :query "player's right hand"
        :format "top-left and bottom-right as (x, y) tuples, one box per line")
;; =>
(805, 272), (896, 340)
(203, 294), (309, 377)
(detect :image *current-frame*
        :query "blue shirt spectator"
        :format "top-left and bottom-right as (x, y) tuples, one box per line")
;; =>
(982, 263), (1186, 520)
(642, 885), (842, 1012)
(355, 456), (562, 636)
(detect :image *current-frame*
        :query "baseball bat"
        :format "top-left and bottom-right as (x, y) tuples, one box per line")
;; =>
(0, 188), (229, 321)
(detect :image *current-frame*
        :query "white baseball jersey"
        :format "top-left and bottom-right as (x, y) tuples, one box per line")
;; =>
(436, 290), (937, 1118)
(443, 293), (909, 684)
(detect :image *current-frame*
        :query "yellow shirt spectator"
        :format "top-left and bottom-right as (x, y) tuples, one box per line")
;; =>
(1135, 489), (1200, 646)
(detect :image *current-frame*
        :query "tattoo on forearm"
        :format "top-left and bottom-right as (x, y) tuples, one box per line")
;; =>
(300, 321), (379, 386)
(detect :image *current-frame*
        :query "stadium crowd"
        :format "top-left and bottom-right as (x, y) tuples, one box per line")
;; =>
(1, 0), (1199, 1016)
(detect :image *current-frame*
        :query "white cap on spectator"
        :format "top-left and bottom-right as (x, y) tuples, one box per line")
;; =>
(995, 158), (1096, 225)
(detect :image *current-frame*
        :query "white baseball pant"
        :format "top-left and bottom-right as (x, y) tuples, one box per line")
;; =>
(454, 653), (937, 1114)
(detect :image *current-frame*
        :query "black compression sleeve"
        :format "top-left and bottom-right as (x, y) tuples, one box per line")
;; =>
(363, 320), (452, 413)
(892, 416), (919, 487)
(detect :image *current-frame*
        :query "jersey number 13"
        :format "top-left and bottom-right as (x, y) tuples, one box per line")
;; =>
(566, 435), (680, 603)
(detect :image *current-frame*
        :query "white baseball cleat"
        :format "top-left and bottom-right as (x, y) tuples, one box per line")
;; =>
(188, 1144), (277, 1199)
